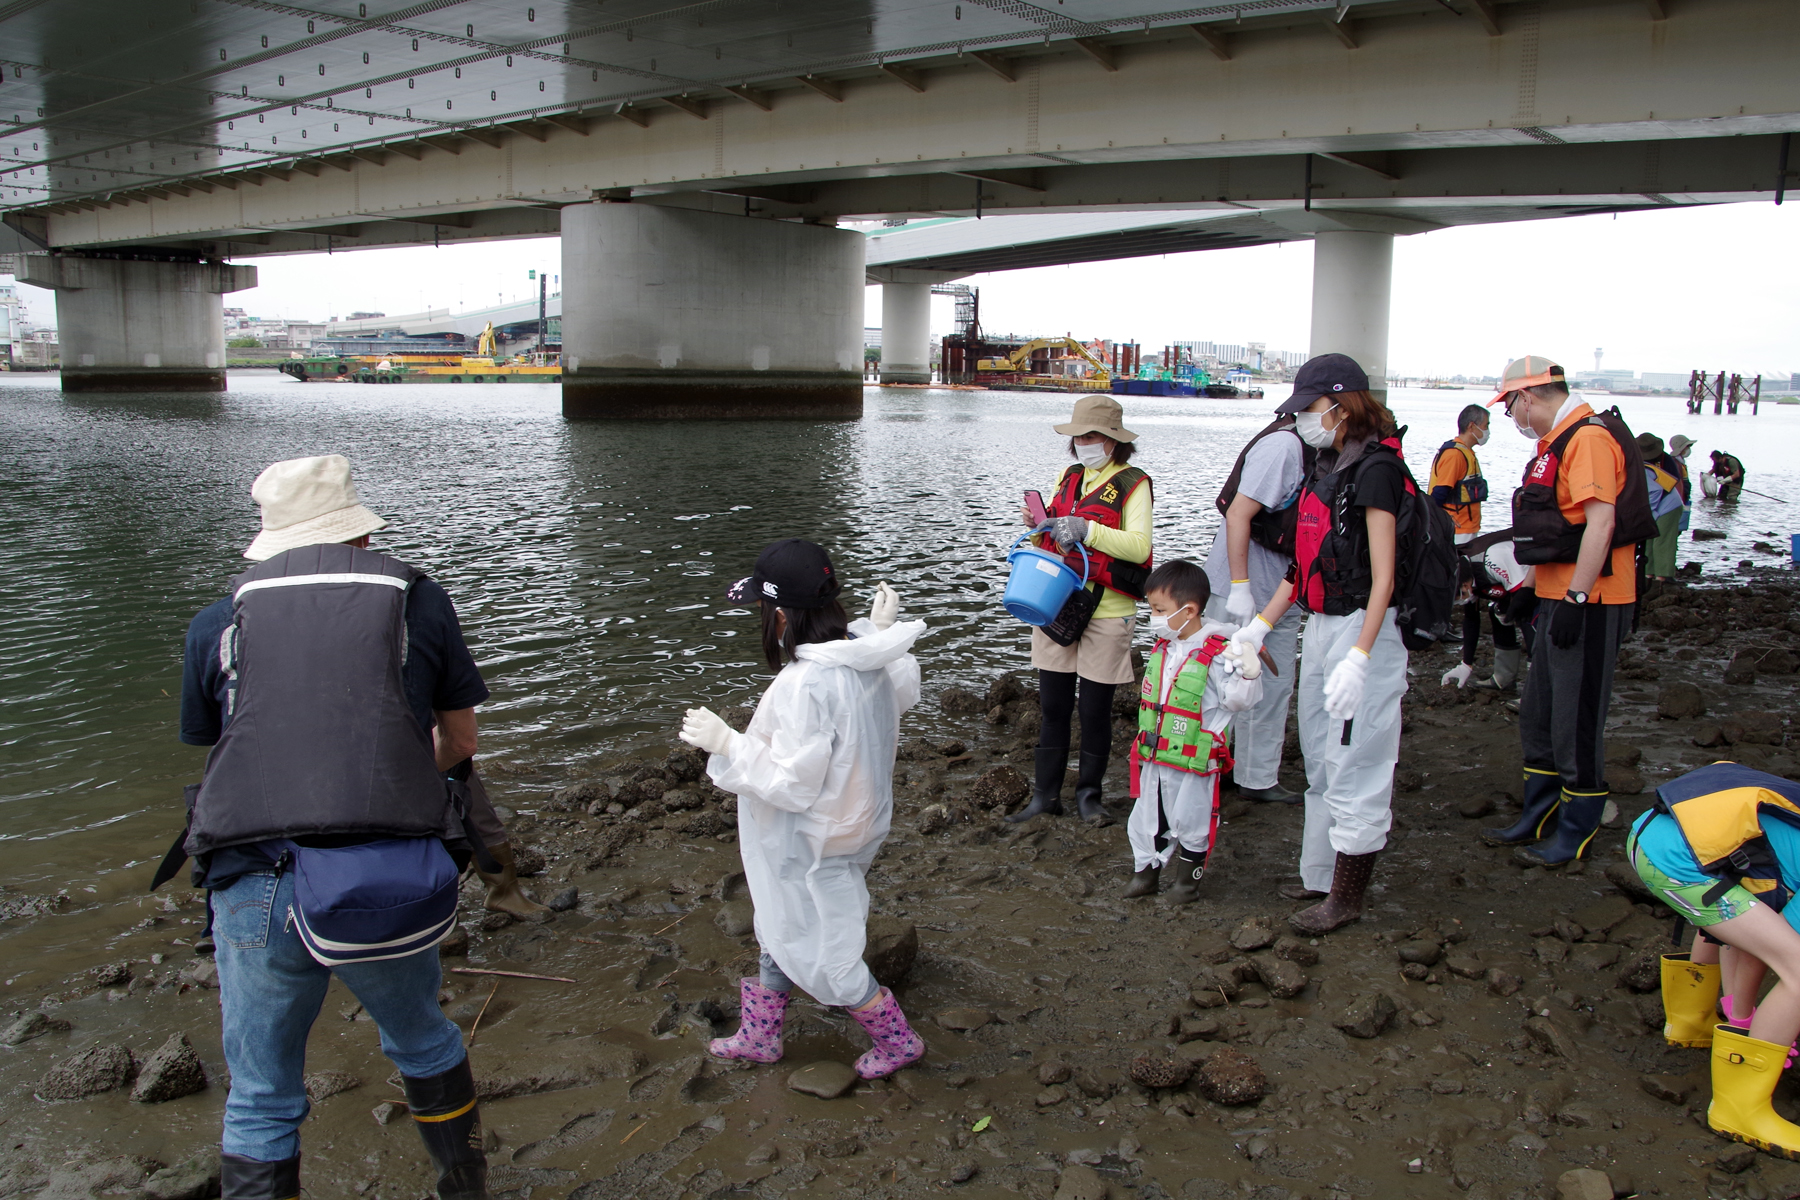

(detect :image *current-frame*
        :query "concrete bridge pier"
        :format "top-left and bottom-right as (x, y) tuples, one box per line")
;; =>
(559, 202), (865, 419)
(20, 255), (256, 392)
(1308, 229), (1394, 403)
(865, 268), (960, 386)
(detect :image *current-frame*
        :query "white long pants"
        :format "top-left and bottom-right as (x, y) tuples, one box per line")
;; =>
(1297, 607), (1408, 892)
(1127, 763), (1221, 872)
(1204, 600), (1301, 790)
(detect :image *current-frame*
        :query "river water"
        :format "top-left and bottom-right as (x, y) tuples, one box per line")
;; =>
(0, 373), (1794, 966)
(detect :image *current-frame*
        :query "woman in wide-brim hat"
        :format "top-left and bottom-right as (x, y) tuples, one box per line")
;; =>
(1007, 394), (1154, 829)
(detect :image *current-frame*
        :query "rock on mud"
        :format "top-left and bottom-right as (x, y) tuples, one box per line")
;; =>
(1127, 1055), (1193, 1089)
(1229, 916), (1276, 952)
(1196, 1046), (1266, 1105)
(39, 1043), (137, 1100)
(304, 1071), (362, 1102)
(714, 900), (755, 938)
(1054, 1164), (1107, 1200)
(1657, 683), (1706, 719)
(131, 1033), (207, 1103)
(1555, 1168), (1615, 1200)
(144, 1152), (222, 1200)
(787, 1061), (858, 1099)
(936, 1007), (992, 1032)
(1249, 954), (1307, 998)
(1333, 993), (1397, 1039)
(863, 917), (919, 986)
(0, 1011), (71, 1045)
(969, 766), (1030, 812)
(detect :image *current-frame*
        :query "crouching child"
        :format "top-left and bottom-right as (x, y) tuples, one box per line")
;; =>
(1125, 560), (1263, 902)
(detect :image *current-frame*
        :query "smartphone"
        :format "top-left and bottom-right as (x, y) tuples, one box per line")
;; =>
(1024, 490), (1049, 526)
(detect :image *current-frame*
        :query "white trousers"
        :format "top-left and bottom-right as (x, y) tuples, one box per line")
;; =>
(1203, 601), (1302, 790)
(1297, 607), (1408, 891)
(1127, 763), (1220, 871)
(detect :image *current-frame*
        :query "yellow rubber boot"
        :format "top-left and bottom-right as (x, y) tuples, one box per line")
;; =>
(1662, 952), (1722, 1048)
(1710, 1024), (1800, 1160)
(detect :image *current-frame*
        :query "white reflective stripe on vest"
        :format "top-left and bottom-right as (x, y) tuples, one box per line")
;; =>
(235, 572), (411, 599)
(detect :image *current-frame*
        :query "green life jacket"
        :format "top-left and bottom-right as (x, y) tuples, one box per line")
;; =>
(1135, 635), (1233, 776)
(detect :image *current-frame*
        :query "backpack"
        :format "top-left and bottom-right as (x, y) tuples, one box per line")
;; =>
(1512, 406), (1659, 565)
(1433, 441), (1489, 506)
(1215, 417), (1316, 558)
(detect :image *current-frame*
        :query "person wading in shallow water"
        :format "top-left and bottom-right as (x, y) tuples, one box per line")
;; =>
(1009, 395), (1154, 829)
(174, 455), (494, 1200)
(1230, 354), (1411, 935)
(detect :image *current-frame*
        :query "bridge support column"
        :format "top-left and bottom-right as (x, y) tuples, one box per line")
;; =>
(878, 282), (932, 385)
(1307, 230), (1393, 403)
(560, 202), (864, 419)
(19, 255), (256, 392)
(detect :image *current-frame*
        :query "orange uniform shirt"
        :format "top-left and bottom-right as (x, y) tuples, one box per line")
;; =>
(1428, 442), (1482, 536)
(1532, 402), (1637, 604)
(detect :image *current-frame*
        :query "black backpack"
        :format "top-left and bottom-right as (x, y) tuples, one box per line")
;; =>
(1216, 417), (1316, 558)
(1337, 437), (1460, 653)
(1512, 405), (1659, 565)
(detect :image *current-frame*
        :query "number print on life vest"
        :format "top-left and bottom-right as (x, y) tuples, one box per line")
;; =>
(1100, 483), (1119, 504)
(1526, 452), (1560, 486)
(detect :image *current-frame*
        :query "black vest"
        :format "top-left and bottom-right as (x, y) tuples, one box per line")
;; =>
(186, 544), (455, 856)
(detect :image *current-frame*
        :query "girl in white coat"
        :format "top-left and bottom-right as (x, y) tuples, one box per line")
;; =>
(679, 538), (929, 1079)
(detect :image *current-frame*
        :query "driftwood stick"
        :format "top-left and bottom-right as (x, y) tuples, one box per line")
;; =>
(450, 968), (576, 983)
(467, 980), (501, 1046)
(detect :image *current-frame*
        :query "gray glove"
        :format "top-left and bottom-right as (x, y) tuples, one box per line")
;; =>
(1050, 515), (1090, 552)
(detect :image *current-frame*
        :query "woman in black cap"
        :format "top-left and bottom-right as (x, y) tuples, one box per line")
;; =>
(1008, 394), (1154, 828)
(1230, 354), (1409, 935)
(678, 539), (931, 1080)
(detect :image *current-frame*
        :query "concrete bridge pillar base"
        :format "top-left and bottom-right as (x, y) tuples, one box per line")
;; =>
(1307, 230), (1393, 403)
(20, 255), (256, 393)
(560, 202), (864, 419)
(877, 282), (932, 385)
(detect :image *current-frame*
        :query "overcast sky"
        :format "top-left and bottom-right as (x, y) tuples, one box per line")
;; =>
(9, 200), (1796, 381)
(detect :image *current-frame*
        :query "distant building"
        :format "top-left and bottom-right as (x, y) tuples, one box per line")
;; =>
(1640, 372), (1689, 391)
(864, 327), (882, 349)
(347, 311), (386, 321)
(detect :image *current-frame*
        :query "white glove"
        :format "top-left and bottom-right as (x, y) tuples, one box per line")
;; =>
(869, 582), (899, 631)
(1216, 638), (1262, 681)
(1441, 662), (1474, 689)
(1323, 649), (1370, 720)
(1229, 615), (1273, 660)
(1224, 580), (1257, 628)
(679, 707), (738, 757)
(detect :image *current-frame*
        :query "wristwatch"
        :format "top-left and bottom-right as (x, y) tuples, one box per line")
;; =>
(1565, 589), (1590, 605)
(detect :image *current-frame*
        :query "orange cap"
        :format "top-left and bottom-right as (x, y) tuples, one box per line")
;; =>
(1488, 355), (1566, 406)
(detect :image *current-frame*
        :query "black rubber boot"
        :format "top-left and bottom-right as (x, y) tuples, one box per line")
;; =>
(401, 1057), (488, 1200)
(1122, 866), (1159, 899)
(1515, 789), (1609, 868)
(1163, 845), (1207, 905)
(1006, 746), (1068, 823)
(1073, 751), (1112, 827)
(1483, 768), (1562, 847)
(221, 1154), (300, 1200)
(1237, 783), (1301, 805)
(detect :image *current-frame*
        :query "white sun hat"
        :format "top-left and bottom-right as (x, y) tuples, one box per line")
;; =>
(242, 454), (389, 561)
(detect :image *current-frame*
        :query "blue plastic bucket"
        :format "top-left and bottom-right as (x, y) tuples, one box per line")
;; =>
(1003, 531), (1090, 626)
(1791, 534), (1800, 567)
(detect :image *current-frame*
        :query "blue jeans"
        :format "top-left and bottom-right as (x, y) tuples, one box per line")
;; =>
(212, 870), (466, 1161)
(759, 950), (878, 1008)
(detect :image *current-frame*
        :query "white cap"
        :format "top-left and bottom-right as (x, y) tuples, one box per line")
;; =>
(242, 455), (388, 561)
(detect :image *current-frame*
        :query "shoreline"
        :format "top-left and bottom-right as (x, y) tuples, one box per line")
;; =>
(2, 570), (1800, 1197)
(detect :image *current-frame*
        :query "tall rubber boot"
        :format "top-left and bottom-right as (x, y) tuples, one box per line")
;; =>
(708, 977), (789, 1064)
(847, 987), (926, 1080)
(1515, 789), (1608, 867)
(1709, 1024), (1800, 1160)
(476, 843), (549, 917)
(401, 1057), (488, 1200)
(1122, 866), (1159, 899)
(1474, 646), (1524, 692)
(1073, 751), (1112, 827)
(1288, 851), (1380, 935)
(1006, 746), (1067, 823)
(1482, 768), (1562, 847)
(1661, 952), (1722, 1049)
(221, 1154), (300, 1200)
(1163, 845), (1207, 905)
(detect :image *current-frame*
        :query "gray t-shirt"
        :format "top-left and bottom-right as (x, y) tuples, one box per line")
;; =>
(1202, 428), (1307, 607)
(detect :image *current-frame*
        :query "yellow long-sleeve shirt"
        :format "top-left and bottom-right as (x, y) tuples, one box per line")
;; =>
(1044, 460), (1154, 618)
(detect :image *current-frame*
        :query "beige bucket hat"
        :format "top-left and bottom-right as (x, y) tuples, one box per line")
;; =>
(243, 454), (388, 561)
(1053, 394), (1138, 442)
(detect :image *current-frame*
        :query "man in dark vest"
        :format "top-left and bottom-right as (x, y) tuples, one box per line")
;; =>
(179, 456), (491, 1200)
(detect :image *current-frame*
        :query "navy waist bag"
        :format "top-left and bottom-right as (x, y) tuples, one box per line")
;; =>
(283, 837), (460, 967)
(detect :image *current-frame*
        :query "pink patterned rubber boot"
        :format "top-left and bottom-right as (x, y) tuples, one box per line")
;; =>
(847, 987), (926, 1080)
(708, 978), (789, 1064)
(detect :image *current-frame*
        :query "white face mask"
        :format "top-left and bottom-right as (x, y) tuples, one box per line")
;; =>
(1475, 425), (1490, 446)
(1509, 397), (1537, 439)
(1147, 605), (1194, 641)
(1295, 406), (1339, 449)
(1073, 440), (1110, 469)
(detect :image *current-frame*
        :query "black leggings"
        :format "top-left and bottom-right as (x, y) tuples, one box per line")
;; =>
(1460, 600), (1520, 665)
(1038, 670), (1116, 760)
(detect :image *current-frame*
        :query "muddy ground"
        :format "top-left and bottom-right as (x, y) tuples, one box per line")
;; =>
(7, 568), (1800, 1200)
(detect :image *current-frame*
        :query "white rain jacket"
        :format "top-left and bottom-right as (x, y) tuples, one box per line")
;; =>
(708, 617), (926, 1007)
(1128, 621), (1262, 871)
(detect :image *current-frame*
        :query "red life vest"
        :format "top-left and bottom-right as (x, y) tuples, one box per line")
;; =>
(1044, 463), (1153, 600)
(1292, 435), (1407, 616)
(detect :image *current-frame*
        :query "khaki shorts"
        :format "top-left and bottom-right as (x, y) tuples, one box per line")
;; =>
(1031, 615), (1138, 684)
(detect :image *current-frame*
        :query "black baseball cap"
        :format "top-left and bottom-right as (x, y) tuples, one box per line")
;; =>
(1276, 353), (1371, 414)
(726, 538), (841, 609)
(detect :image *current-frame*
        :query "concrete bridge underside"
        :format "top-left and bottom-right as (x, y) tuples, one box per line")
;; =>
(2, 0), (1794, 411)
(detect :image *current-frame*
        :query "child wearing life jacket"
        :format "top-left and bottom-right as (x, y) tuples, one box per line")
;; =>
(1627, 761), (1800, 1158)
(1125, 561), (1263, 902)
(677, 539), (929, 1080)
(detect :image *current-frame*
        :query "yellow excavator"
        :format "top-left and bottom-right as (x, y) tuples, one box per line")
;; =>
(975, 336), (1112, 391)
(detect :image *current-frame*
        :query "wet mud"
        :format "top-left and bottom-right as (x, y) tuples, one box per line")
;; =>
(8, 571), (1800, 1200)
